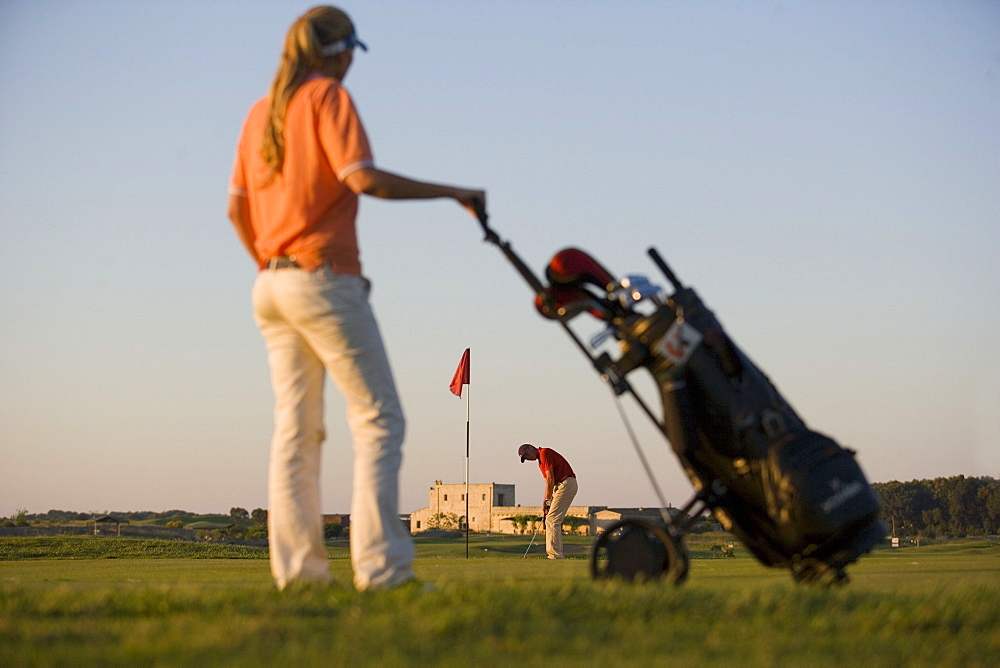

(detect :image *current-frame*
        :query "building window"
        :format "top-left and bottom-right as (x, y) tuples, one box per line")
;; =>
(498, 494), (506, 506)
(461, 494), (465, 501)
(444, 494), (448, 501)
(416, 521), (421, 529)
(482, 494), (486, 501)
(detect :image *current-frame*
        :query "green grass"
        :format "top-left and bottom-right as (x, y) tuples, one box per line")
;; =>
(2, 536), (998, 666)
(0, 536), (268, 560)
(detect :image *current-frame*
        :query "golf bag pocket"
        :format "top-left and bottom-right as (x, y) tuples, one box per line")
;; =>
(763, 431), (881, 550)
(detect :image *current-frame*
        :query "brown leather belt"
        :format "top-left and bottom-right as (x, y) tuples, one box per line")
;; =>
(265, 256), (300, 269)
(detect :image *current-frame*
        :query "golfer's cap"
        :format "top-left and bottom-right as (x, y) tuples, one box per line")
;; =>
(518, 443), (533, 463)
(321, 30), (368, 57)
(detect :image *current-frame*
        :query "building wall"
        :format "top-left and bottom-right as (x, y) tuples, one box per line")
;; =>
(489, 505), (594, 535)
(411, 482), (515, 533)
(409, 482), (679, 536)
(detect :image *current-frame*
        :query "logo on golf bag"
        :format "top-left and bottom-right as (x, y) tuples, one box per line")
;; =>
(655, 320), (703, 366)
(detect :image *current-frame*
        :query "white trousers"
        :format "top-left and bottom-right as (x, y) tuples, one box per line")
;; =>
(546, 476), (578, 558)
(252, 267), (415, 591)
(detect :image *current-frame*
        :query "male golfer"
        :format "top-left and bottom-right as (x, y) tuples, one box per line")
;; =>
(518, 443), (578, 559)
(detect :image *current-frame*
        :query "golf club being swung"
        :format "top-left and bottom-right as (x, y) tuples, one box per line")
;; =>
(522, 525), (539, 558)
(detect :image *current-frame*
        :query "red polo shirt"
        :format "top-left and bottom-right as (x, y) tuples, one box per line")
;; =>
(537, 448), (576, 484)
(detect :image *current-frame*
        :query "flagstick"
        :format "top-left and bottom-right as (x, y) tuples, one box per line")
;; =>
(465, 362), (470, 559)
(449, 348), (472, 559)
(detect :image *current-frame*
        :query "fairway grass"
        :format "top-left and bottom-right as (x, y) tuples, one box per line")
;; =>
(2, 537), (998, 666)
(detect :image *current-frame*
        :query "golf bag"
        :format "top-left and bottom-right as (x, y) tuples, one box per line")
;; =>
(475, 208), (886, 584)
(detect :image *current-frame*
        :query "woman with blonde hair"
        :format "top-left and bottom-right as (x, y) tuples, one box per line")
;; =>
(228, 5), (485, 591)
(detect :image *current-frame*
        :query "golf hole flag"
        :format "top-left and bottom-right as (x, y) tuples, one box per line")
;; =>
(450, 348), (470, 397)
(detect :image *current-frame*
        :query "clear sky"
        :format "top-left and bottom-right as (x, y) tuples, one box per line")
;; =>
(1, 0), (998, 518)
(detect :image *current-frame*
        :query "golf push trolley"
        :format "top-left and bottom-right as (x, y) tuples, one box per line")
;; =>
(473, 205), (886, 585)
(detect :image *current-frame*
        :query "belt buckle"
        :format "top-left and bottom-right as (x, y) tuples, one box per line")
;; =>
(267, 255), (298, 270)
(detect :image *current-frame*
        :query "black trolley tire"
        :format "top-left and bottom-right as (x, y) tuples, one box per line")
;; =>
(590, 519), (689, 585)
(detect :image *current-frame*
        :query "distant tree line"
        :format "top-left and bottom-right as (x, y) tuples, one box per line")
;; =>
(1, 507), (353, 541)
(14, 508), (270, 524)
(873, 476), (1000, 538)
(8, 476), (999, 539)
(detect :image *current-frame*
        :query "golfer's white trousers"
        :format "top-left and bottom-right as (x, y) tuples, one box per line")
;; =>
(253, 267), (415, 591)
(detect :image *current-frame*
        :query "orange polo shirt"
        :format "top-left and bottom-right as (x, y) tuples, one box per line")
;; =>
(230, 75), (374, 274)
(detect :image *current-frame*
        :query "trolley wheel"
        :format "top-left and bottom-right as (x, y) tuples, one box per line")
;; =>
(590, 519), (689, 584)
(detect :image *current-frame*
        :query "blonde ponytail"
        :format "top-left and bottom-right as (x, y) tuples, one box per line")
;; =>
(261, 6), (356, 184)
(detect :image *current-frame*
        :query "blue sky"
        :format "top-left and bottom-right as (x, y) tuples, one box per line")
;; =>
(1, 0), (998, 518)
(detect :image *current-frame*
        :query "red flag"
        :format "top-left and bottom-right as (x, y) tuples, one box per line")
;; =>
(450, 348), (470, 397)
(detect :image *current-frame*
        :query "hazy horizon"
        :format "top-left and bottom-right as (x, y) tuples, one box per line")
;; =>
(10, 467), (997, 520)
(2, 0), (998, 518)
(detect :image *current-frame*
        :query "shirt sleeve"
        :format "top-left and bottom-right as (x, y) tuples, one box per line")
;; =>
(317, 83), (374, 182)
(537, 450), (552, 475)
(229, 117), (250, 198)
(229, 156), (248, 197)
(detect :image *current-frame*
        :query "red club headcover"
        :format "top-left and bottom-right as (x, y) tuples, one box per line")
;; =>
(534, 284), (607, 320)
(545, 248), (615, 291)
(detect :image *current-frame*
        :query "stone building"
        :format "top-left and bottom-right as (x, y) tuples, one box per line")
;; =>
(409, 481), (516, 533)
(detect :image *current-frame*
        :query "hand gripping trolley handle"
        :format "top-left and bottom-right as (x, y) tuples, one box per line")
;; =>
(473, 204), (886, 585)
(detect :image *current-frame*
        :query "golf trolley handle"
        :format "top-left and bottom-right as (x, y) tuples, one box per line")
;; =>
(473, 204), (638, 394)
(472, 199), (496, 243)
(647, 247), (684, 292)
(473, 200), (548, 296)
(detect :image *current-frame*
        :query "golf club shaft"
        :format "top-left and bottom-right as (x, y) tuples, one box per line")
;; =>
(522, 526), (539, 558)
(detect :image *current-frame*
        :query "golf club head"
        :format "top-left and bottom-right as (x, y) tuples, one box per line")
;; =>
(546, 248), (615, 292)
(535, 284), (608, 321)
(614, 274), (662, 307)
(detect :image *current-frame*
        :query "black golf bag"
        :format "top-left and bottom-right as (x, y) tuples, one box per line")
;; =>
(476, 210), (886, 584)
